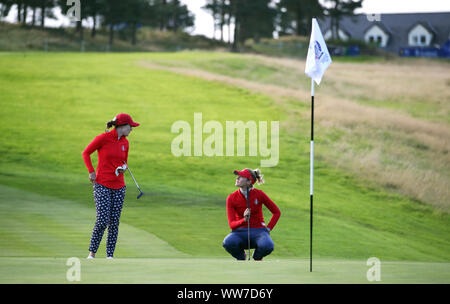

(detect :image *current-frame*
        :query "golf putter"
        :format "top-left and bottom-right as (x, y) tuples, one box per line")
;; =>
(125, 163), (144, 199)
(246, 187), (251, 261)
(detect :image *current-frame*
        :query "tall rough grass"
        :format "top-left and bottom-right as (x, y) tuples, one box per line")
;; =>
(145, 53), (450, 211)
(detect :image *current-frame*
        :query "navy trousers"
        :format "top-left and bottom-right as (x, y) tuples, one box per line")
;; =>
(223, 228), (274, 260)
(89, 183), (126, 257)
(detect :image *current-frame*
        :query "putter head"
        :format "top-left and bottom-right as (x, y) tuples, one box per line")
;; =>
(137, 192), (144, 199)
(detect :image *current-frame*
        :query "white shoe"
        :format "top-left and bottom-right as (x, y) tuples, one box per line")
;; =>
(87, 255), (95, 259)
(106, 256), (114, 260)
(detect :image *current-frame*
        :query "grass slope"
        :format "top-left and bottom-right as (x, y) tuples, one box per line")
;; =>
(0, 52), (449, 283)
(0, 22), (227, 52)
(144, 52), (450, 211)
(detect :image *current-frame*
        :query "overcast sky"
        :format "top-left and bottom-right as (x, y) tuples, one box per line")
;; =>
(4, 0), (450, 41)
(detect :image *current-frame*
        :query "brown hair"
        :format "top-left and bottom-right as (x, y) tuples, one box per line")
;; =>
(246, 168), (265, 186)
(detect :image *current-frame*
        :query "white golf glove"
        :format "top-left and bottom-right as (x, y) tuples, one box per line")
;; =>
(115, 164), (128, 176)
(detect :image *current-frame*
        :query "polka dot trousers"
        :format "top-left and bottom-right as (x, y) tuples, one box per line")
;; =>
(89, 183), (126, 257)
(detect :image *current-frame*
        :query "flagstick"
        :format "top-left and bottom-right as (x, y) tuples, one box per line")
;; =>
(305, 17), (331, 273)
(310, 79), (314, 272)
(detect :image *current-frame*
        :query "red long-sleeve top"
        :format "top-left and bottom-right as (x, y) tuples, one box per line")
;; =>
(226, 188), (281, 231)
(82, 128), (129, 189)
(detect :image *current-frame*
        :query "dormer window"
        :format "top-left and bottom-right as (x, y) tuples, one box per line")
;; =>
(408, 23), (433, 46)
(364, 25), (389, 47)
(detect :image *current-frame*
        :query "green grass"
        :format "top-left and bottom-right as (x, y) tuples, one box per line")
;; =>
(148, 51), (450, 125)
(355, 96), (450, 124)
(147, 51), (450, 211)
(2, 257), (449, 283)
(0, 185), (186, 258)
(0, 184), (448, 283)
(0, 52), (449, 283)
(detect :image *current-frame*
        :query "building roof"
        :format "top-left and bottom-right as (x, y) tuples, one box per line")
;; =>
(407, 21), (437, 36)
(363, 22), (393, 36)
(317, 12), (450, 51)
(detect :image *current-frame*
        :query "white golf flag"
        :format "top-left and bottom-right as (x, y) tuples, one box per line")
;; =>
(305, 18), (332, 85)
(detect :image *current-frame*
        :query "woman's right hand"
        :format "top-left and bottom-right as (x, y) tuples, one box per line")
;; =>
(89, 172), (96, 184)
(244, 208), (251, 222)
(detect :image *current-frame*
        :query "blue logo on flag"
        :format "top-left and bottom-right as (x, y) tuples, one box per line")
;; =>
(314, 41), (324, 60)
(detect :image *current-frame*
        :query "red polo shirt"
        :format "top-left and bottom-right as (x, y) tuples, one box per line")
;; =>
(82, 128), (129, 189)
(226, 188), (281, 231)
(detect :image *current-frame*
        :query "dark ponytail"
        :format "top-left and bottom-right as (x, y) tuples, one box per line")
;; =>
(105, 119), (116, 132)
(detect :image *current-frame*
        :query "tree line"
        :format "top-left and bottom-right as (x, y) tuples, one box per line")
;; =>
(0, 0), (194, 45)
(203, 0), (363, 50)
(0, 0), (363, 49)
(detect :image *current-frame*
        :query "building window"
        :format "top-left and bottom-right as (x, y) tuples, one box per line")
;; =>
(413, 36), (418, 44)
(420, 35), (426, 44)
(368, 35), (384, 46)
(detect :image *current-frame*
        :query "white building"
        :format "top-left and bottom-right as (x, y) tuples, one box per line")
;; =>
(317, 13), (450, 52)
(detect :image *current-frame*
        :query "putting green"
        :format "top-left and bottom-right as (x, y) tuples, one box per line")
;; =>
(1, 184), (449, 284)
(1, 257), (449, 283)
(0, 185), (186, 258)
